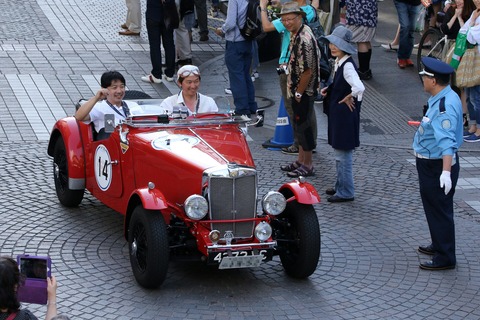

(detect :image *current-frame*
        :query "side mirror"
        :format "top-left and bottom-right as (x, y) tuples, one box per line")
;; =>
(104, 114), (116, 133)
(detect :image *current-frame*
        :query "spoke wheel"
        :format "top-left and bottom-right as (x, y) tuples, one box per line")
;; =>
(53, 137), (84, 207)
(275, 201), (321, 279)
(417, 28), (444, 83)
(128, 206), (169, 288)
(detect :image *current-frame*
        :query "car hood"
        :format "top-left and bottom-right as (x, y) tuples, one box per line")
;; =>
(132, 125), (255, 170)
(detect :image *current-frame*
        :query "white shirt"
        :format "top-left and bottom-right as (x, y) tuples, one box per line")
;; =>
(160, 91), (218, 115)
(460, 12), (480, 54)
(89, 100), (140, 132)
(334, 55), (365, 101)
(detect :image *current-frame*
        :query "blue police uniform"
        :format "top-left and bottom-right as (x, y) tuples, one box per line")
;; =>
(413, 57), (463, 270)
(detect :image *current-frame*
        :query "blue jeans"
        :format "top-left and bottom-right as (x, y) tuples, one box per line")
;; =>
(225, 40), (258, 115)
(252, 40), (259, 72)
(334, 149), (354, 198)
(146, 18), (175, 78)
(394, 0), (421, 60)
(466, 85), (480, 125)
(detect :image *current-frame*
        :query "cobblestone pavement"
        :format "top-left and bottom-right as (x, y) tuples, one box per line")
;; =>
(1, 0), (480, 319)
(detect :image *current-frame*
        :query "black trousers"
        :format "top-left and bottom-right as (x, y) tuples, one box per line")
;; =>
(416, 155), (459, 266)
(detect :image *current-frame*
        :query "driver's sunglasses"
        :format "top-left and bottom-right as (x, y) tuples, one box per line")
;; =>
(179, 67), (200, 78)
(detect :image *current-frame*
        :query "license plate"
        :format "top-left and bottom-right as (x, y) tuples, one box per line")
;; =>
(218, 254), (264, 269)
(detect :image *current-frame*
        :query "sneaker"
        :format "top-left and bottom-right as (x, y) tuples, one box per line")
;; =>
(211, 6), (219, 17)
(177, 58), (192, 67)
(236, 114), (262, 126)
(281, 145), (299, 155)
(252, 70), (259, 78)
(163, 74), (174, 82)
(199, 34), (209, 42)
(463, 130), (474, 138)
(464, 133), (480, 142)
(224, 88), (232, 95)
(141, 74), (162, 84)
(251, 76), (256, 82)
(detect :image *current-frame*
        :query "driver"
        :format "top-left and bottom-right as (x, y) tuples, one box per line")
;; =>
(74, 71), (140, 140)
(160, 65), (218, 115)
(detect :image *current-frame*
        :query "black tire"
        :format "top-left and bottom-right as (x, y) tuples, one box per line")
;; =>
(417, 28), (444, 83)
(128, 206), (169, 289)
(123, 90), (152, 100)
(275, 201), (320, 279)
(53, 137), (84, 207)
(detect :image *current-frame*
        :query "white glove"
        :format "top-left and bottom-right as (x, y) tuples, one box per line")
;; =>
(439, 170), (452, 195)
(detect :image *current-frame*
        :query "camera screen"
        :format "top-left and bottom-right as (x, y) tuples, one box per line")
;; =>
(20, 258), (48, 279)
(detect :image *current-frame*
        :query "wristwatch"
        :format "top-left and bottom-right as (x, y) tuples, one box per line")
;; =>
(295, 92), (302, 99)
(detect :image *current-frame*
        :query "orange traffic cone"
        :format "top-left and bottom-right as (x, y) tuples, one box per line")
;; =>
(262, 97), (294, 150)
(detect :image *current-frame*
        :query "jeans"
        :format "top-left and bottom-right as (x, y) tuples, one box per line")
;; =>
(146, 18), (175, 78)
(252, 40), (259, 72)
(334, 148), (354, 198)
(225, 40), (258, 115)
(394, 0), (421, 59)
(465, 85), (480, 125)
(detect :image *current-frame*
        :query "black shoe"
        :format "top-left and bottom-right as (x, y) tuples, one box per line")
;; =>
(325, 188), (336, 196)
(358, 69), (372, 80)
(177, 59), (192, 67)
(419, 260), (456, 271)
(418, 244), (435, 255)
(199, 34), (209, 41)
(327, 195), (354, 203)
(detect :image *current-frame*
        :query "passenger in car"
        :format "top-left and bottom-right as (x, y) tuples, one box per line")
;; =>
(74, 71), (140, 140)
(160, 65), (219, 115)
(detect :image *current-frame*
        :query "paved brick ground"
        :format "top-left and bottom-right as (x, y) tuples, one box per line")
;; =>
(1, 0), (480, 319)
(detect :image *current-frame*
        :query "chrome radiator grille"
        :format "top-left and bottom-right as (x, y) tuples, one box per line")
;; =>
(205, 166), (257, 238)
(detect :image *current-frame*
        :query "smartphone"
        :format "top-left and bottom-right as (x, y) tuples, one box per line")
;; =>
(16, 254), (51, 305)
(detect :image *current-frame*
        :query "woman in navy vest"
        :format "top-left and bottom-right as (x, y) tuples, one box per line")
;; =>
(321, 26), (365, 203)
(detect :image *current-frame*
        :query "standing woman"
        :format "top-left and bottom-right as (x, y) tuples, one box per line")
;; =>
(345, 0), (377, 80)
(394, 0), (422, 69)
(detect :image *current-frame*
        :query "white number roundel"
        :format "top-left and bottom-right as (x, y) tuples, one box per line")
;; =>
(94, 145), (112, 191)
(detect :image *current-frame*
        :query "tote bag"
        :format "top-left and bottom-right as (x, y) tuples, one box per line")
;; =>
(455, 48), (480, 88)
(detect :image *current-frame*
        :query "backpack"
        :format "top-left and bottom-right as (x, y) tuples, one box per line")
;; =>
(304, 7), (333, 82)
(240, 0), (263, 40)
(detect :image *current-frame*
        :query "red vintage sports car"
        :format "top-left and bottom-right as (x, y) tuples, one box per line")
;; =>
(47, 92), (321, 288)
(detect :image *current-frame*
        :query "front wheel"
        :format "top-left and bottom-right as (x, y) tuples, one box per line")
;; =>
(417, 28), (444, 83)
(53, 137), (84, 207)
(128, 206), (169, 288)
(274, 201), (320, 279)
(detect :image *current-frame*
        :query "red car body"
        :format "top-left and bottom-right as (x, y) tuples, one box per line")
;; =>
(48, 98), (321, 288)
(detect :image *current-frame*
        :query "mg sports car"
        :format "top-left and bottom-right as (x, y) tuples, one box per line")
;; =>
(47, 92), (321, 288)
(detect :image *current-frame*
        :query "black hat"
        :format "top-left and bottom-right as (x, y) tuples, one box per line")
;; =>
(419, 57), (455, 77)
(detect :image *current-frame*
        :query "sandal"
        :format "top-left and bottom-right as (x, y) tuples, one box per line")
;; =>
(280, 161), (301, 172)
(287, 165), (315, 177)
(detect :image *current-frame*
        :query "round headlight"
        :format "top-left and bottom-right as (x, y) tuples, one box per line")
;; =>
(255, 222), (272, 242)
(184, 195), (208, 220)
(262, 191), (286, 215)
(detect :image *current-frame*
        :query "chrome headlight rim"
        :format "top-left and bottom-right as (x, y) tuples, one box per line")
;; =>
(254, 221), (272, 242)
(184, 194), (208, 220)
(262, 191), (287, 216)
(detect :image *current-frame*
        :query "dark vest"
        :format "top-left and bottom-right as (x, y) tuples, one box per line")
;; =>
(325, 56), (361, 150)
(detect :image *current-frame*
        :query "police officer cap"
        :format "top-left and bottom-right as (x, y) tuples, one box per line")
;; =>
(419, 57), (455, 77)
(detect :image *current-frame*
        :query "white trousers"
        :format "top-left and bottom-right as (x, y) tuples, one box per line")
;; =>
(125, 0), (141, 33)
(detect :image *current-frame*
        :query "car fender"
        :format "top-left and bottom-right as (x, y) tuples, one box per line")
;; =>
(278, 180), (320, 205)
(133, 188), (169, 211)
(47, 117), (86, 188)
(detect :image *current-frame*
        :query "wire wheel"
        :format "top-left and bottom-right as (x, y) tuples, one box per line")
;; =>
(417, 28), (445, 83)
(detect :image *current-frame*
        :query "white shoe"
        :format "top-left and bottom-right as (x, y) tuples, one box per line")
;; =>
(381, 43), (399, 51)
(252, 71), (259, 78)
(224, 88), (232, 95)
(251, 76), (256, 82)
(163, 74), (174, 82)
(141, 74), (162, 84)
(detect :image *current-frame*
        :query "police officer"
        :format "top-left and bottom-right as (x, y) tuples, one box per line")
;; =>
(414, 57), (463, 271)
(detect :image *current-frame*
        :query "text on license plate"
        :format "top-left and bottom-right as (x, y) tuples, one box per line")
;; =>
(218, 254), (264, 269)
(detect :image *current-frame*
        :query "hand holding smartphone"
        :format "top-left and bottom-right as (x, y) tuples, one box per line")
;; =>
(17, 254), (51, 305)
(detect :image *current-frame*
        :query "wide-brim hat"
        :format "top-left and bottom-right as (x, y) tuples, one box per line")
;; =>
(322, 25), (357, 55)
(277, 1), (306, 17)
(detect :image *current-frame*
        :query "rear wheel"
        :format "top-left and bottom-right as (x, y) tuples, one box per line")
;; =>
(128, 206), (169, 288)
(53, 137), (84, 207)
(417, 28), (444, 83)
(275, 201), (320, 279)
